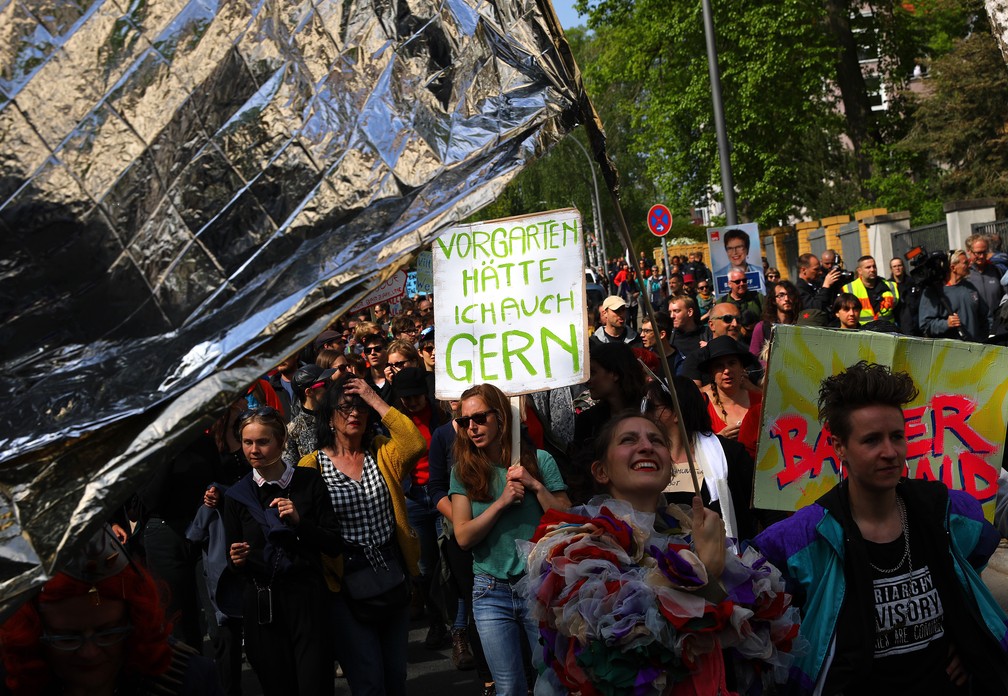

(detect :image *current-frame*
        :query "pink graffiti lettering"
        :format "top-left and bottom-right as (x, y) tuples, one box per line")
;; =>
(771, 415), (840, 488)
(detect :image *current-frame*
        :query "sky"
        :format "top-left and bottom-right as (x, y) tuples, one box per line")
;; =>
(550, 0), (587, 29)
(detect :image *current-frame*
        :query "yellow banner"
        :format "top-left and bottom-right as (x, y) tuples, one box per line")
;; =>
(754, 325), (1007, 520)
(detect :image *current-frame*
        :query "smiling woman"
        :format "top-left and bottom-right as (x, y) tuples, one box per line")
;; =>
(522, 410), (800, 695)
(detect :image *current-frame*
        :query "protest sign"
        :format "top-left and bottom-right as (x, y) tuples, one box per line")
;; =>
(350, 269), (408, 312)
(433, 209), (588, 398)
(754, 325), (1007, 520)
(708, 223), (765, 296)
(416, 250), (433, 295)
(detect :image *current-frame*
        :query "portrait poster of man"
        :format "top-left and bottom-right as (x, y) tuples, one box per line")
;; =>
(708, 223), (765, 296)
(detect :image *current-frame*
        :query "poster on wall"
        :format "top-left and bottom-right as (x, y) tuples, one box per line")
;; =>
(754, 325), (1007, 520)
(707, 222), (765, 296)
(432, 208), (589, 398)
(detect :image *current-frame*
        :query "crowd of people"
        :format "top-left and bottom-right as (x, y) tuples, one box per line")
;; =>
(3, 239), (1008, 696)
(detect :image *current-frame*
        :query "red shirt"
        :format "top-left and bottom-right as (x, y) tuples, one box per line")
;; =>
(408, 404), (433, 485)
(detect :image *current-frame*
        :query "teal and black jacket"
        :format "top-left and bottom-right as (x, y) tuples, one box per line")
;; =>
(753, 479), (1008, 695)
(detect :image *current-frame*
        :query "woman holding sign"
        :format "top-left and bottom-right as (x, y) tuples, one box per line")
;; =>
(754, 361), (1008, 694)
(449, 384), (570, 696)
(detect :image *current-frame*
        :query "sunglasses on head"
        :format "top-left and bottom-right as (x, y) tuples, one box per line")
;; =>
(454, 409), (495, 429)
(239, 406), (281, 422)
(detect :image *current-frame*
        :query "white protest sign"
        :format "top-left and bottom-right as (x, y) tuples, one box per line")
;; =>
(433, 208), (588, 398)
(350, 269), (408, 312)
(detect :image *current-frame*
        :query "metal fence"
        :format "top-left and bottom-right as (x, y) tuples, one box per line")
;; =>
(892, 221), (948, 260)
(972, 219), (1008, 239)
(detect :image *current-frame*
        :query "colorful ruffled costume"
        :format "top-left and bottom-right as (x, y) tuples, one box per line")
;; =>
(518, 498), (804, 695)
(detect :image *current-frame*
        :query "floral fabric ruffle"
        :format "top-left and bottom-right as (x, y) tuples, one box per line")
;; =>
(518, 498), (803, 696)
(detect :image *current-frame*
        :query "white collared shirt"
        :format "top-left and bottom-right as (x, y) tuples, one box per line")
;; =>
(252, 462), (295, 489)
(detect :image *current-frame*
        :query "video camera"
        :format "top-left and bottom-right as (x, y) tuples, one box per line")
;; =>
(833, 256), (856, 286)
(906, 246), (948, 289)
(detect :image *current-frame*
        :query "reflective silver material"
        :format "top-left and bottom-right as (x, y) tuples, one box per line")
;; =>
(0, 0), (586, 617)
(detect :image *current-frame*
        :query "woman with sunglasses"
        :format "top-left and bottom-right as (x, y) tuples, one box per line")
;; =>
(450, 384), (570, 696)
(302, 375), (426, 696)
(222, 406), (341, 695)
(0, 527), (223, 696)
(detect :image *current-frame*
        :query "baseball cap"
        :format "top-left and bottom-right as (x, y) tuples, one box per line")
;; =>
(601, 296), (627, 312)
(292, 365), (336, 394)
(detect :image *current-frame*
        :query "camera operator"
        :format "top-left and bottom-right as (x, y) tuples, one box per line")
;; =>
(795, 253), (843, 311)
(919, 249), (988, 342)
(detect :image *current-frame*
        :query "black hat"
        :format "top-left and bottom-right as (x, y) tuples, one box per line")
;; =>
(393, 367), (429, 398)
(418, 327), (434, 345)
(292, 365), (335, 395)
(313, 329), (342, 351)
(696, 336), (758, 373)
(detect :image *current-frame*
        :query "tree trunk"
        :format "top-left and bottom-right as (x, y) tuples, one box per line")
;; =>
(824, 0), (874, 190)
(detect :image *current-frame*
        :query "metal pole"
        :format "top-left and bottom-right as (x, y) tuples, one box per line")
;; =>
(570, 135), (610, 280)
(702, 0), (737, 225)
(662, 237), (673, 299)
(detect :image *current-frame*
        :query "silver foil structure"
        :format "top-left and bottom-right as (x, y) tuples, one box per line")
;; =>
(0, 0), (590, 616)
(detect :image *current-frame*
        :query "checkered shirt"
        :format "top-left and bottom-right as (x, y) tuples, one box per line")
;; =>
(318, 449), (395, 549)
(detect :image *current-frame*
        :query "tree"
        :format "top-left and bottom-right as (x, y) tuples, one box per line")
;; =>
(899, 29), (1008, 207)
(572, 0), (985, 226)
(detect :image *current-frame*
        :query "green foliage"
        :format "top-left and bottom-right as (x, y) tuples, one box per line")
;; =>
(899, 31), (1008, 209)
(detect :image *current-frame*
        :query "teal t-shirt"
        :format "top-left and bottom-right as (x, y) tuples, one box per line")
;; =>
(449, 450), (567, 580)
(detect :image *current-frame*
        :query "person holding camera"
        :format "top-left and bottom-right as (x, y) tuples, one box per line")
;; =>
(795, 253), (843, 311)
(919, 249), (988, 342)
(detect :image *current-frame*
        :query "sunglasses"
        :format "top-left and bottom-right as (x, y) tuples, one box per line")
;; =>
(696, 285), (710, 291)
(364, 345), (384, 353)
(454, 409), (495, 429)
(712, 314), (740, 324)
(420, 345), (434, 353)
(388, 359), (411, 370)
(729, 278), (747, 285)
(336, 398), (367, 416)
(239, 406), (281, 422)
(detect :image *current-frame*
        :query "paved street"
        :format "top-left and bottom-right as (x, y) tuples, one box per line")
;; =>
(240, 619), (486, 695)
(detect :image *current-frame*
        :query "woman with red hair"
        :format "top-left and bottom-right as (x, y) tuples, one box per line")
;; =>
(0, 526), (221, 695)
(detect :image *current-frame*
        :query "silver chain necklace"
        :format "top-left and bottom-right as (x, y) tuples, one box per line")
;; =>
(868, 494), (912, 575)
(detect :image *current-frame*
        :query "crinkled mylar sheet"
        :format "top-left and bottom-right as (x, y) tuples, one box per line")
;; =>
(0, 0), (589, 616)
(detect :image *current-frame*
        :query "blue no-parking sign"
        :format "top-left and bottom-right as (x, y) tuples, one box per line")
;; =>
(647, 204), (672, 237)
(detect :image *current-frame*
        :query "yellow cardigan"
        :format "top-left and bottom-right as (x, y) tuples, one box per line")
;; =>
(298, 407), (426, 592)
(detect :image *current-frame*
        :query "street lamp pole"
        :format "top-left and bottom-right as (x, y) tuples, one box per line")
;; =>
(569, 134), (610, 278)
(702, 0), (738, 225)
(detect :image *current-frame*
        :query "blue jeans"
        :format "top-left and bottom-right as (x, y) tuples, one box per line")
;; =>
(406, 484), (441, 577)
(471, 574), (539, 696)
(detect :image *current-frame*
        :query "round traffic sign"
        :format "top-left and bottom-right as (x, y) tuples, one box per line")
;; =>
(647, 204), (672, 237)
